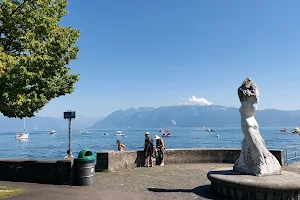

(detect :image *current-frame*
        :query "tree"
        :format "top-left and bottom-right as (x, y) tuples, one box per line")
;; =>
(0, 0), (80, 118)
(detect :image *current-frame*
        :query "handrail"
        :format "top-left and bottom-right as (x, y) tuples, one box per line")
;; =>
(285, 145), (300, 165)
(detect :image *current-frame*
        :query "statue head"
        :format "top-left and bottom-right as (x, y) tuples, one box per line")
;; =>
(238, 78), (259, 103)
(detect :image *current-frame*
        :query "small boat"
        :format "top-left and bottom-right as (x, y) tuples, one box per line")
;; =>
(16, 119), (29, 140)
(162, 129), (172, 137)
(115, 131), (126, 136)
(50, 130), (56, 135)
(293, 127), (300, 134)
(82, 130), (90, 134)
(79, 127), (90, 134)
(104, 133), (108, 136)
(162, 134), (172, 137)
(16, 131), (29, 140)
(205, 128), (216, 132)
(280, 129), (288, 132)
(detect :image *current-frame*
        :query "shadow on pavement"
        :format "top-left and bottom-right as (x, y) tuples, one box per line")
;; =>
(147, 185), (222, 200)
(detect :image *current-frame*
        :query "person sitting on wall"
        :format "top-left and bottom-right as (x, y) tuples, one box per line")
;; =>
(64, 150), (75, 159)
(117, 140), (126, 151)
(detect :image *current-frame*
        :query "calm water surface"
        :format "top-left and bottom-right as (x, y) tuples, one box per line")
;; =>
(0, 127), (299, 160)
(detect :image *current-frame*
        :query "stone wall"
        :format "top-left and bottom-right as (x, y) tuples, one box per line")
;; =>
(96, 148), (284, 172)
(0, 158), (73, 185)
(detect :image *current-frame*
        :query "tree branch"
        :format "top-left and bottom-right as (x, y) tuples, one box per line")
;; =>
(0, 0), (29, 35)
(9, 0), (28, 18)
(0, 2), (4, 10)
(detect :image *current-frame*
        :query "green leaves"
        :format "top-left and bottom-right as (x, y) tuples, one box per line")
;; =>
(0, 0), (80, 118)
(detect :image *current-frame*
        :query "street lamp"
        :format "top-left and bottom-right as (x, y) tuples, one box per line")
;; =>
(64, 110), (76, 156)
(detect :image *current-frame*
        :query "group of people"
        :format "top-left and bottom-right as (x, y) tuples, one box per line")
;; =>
(64, 131), (165, 167)
(117, 132), (165, 167)
(144, 132), (165, 167)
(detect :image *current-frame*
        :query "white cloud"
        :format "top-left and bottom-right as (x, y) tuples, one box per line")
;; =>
(186, 96), (213, 106)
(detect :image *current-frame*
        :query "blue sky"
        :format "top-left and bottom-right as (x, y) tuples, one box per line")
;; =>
(37, 1), (300, 117)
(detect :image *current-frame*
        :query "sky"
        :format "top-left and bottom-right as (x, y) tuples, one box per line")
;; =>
(37, 0), (300, 117)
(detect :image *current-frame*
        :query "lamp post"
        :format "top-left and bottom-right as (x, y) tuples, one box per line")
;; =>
(64, 110), (76, 155)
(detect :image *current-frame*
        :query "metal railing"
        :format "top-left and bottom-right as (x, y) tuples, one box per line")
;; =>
(284, 145), (300, 165)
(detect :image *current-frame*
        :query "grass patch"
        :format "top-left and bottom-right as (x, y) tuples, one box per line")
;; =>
(0, 186), (24, 198)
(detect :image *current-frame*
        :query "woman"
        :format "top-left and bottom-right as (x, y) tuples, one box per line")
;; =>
(117, 140), (126, 151)
(144, 132), (153, 167)
(154, 135), (165, 166)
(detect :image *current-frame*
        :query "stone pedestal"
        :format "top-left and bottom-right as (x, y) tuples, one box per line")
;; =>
(208, 168), (300, 200)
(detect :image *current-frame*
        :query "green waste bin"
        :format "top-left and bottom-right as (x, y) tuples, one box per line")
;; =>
(74, 149), (95, 186)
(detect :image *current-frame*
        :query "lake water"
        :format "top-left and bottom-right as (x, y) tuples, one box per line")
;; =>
(1, 127), (300, 162)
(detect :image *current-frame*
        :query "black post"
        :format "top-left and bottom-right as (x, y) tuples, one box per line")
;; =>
(68, 118), (72, 155)
(64, 110), (76, 156)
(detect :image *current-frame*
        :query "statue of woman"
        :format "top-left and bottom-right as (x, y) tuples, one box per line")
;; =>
(233, 78), (281, 176)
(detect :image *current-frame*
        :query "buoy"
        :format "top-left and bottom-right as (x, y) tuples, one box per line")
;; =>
(217, 135), (219, 137)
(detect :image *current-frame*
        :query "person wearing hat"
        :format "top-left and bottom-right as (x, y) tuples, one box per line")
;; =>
(144, 132), (154, 167)
(154, 135), (165, 166)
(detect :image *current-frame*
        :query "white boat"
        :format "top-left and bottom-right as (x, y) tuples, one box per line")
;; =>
(50, 130), (56, 135)
(80, 127), (90, 134)
(205, 128), (216, 132)
(16, 119), (29, 140)
(82, 130), (90, 134)
(115, 131), (126, 136)
(16, 131), (29, 140)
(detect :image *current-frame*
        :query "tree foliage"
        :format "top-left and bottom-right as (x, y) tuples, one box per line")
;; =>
(0, 0), (80, 118)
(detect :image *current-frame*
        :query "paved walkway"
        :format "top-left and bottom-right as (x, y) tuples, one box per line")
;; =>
(1, 162), (300, 200)
(0, 163), (231, 200)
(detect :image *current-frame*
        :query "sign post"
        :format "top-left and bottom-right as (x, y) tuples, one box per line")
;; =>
(64, 110), (76, 156)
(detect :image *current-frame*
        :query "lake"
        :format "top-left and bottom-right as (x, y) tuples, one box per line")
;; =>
(1, 127), (300, 163)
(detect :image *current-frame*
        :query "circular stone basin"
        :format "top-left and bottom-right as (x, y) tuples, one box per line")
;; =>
(207, 168), (300, 200)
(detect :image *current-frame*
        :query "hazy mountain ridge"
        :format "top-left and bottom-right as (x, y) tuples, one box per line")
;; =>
(92, 105), (300, 128)
(0, 115), (102, 131)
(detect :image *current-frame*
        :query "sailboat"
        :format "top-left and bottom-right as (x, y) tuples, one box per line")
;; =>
(81, 128), (90, 134)
(16, 118), (29, 140)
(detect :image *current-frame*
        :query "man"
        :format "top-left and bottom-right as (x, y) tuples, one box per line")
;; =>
(154, 135), (165, 166)
(64, 150), (75, 159)
(144, 132), (154, 167)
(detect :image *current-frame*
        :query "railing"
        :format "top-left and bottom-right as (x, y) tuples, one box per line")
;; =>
(285, 145), (300, 165)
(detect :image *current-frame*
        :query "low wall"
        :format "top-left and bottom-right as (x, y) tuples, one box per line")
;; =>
(96, 148), (284, 172)
(0, 158), (73, 185)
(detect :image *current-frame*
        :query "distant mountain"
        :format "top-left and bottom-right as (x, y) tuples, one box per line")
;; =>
(92, 105), (300, 128)
(0, 115), (102, 131)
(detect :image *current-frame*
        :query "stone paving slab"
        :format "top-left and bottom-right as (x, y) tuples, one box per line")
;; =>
(1, 163), (298, 200)
(0, 163), (232, 200)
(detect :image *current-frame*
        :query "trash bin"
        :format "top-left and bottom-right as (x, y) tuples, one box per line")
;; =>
(73, 149), (95, 186)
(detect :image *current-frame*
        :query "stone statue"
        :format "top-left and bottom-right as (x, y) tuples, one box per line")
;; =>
(233, 78), (281, 176)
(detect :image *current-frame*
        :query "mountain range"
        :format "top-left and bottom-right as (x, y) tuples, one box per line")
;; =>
(0, 115), (101, 131)
(2, 105), (300, 130)
(92, 105), (300, 128)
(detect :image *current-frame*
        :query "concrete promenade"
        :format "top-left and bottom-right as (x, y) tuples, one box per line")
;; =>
(1, 162), (300, 200)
